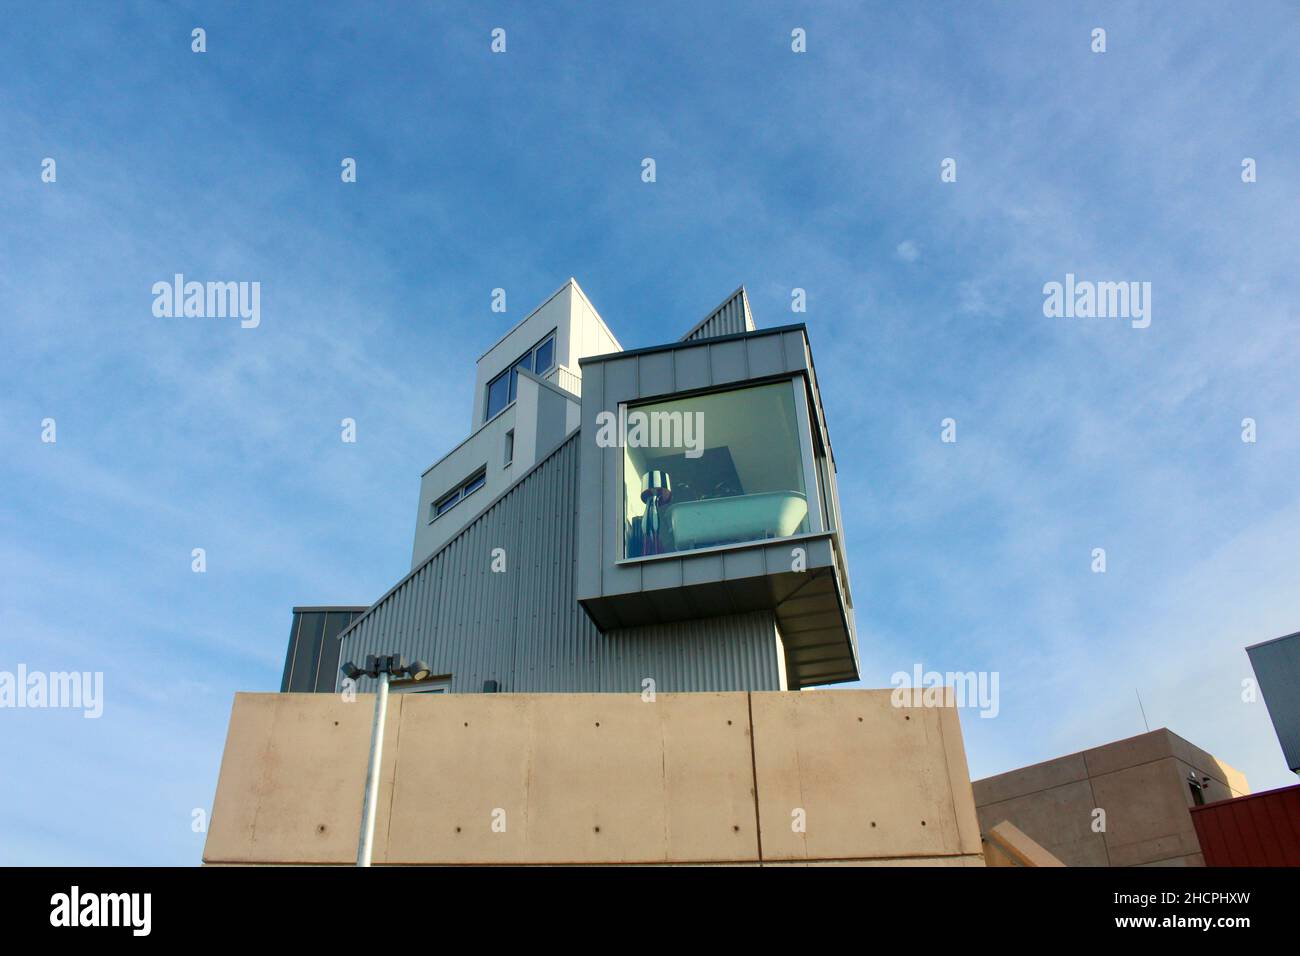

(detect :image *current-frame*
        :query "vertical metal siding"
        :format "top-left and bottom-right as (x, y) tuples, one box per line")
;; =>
(338, 433), (782, 694)
(542, 364), (582, 397)
(282, 608), (364, 692)
(1190, 784), (1300, 866)
(681, 288), (755, 342)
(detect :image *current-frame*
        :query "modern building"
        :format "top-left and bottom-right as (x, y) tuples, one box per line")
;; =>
(972, 728), (1249, 867)
(322, 279), (859, 695)
(1246, 630), (1300, 775)
(207, 281), (987, 867)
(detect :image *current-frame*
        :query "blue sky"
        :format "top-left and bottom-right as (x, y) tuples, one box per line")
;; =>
(2, 2), (1297, 865)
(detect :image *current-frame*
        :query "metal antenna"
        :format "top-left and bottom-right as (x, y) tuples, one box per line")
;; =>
(1136, 689), (1150, 733)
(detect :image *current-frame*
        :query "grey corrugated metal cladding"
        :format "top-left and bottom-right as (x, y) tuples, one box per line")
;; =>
(337, 433), (785, 694)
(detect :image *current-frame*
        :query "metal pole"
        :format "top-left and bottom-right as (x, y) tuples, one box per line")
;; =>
(357, 670), (390, 867)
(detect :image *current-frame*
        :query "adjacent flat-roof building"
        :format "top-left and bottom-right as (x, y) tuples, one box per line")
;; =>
(298, 280), (860, 695)
(972, 729), (1249, 867)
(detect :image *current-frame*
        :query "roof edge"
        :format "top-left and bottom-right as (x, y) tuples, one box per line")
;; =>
(579, 322), (808, 366)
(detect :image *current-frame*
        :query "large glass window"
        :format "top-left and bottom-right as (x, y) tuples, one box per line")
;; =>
(621, 380), (814, 559)
(485, 331), (556, 422)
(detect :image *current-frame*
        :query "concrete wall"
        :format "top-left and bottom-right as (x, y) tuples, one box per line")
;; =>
(972, 729), (1249, 867)
(203, 689), (983, 866)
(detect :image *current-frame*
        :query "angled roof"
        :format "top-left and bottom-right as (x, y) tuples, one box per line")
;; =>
(680, 285), (755, 342)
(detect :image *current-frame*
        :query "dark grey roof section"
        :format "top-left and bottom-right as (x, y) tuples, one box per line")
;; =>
(337, 432), (785, 694)
(281, 607), (366, 693)
(1247, 631), (1300, 774)
(680, 286), (755, 342)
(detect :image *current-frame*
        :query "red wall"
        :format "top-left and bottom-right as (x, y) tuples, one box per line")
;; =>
(1190, 783), (1300, 866)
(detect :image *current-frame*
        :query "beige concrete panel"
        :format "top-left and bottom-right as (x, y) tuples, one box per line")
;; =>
(1164, 731), (1248, 795)
(984, 838), (1017, 867)
(1133, 858), (1186, 867)
(1132, 853), (1203, 867)
(1090, 756), (1199, 867)
(383, 692), (757, 864)
(763, 855), (985, 867)
(974, 780), (1109, 866)
(973, 753), (1090, 807)
(1081, 729), (1174, 778)
(1170, 750), (1249, 799)
(204, 692), (404, 865)
(751, 689), (975, 862)
(984, 821), (1066, 867)
(1079, 730), (1246, 797)
(1175, 759), (1232, 816)
(938, 706), (984, 855)
(203, 693), (277, 863)
(1110, 836), (1188, 867)
(379, 693), (533, 864)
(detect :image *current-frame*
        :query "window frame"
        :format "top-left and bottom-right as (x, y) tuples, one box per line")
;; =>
(616, 374), (825, 563)
(429, 467), (488, 523)
(484, 330), (557, 423)
(390, 676), (452, 695)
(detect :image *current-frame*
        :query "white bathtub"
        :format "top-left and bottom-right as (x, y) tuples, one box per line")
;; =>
(668, 491), (808, 550)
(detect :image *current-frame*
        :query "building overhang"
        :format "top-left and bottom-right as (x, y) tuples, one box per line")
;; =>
(574, 324), (859, 690)
(580, 531), (857, 688)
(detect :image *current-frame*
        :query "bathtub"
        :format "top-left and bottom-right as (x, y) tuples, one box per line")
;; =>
(668, 491), (808, 551)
